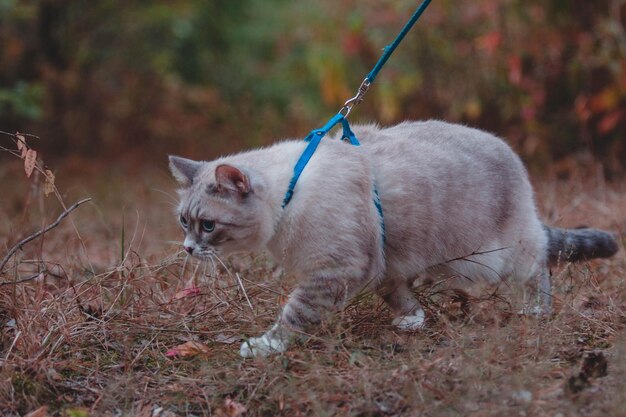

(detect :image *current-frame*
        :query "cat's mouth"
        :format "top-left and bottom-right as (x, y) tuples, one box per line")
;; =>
(192, 247), (219, 260)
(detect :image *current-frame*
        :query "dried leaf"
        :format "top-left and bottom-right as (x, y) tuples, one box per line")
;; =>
(214, 396), (247, 417)
(65, 408), (89, 417)
(16, 133), (27, 158)
(44, 169), (55, 196)
(25, 406), (49, 417)
(173, 286), (201, 300)
(166, 341), (211, 358)
(24, 149), (37, 178)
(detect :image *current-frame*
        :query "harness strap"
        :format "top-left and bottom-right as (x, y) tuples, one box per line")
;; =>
(373, 186), (386, 243)
(282, 113), (355, 208)
(282, 112), (386, 242)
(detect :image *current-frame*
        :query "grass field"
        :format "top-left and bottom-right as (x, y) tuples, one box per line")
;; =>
(0, 158), (624, 417)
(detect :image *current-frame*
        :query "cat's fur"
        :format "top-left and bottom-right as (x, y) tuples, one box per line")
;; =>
(169, 120), (619, 357)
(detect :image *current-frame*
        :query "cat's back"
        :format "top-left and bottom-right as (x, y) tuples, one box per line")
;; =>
(356, 120), (515, 161)
(354, 120), (527, 185)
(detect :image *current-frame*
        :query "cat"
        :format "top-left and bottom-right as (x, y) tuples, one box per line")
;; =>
(168, 120), (619, 358)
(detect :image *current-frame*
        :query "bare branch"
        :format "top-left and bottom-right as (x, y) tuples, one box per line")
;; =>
(0, 130), (40, 140)
(443, 246), (510, 264)
(0, 198), (92, 276)
(0, 271), (43, 286)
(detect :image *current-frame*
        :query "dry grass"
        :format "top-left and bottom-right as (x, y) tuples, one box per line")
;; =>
(0, 160), (625, 417)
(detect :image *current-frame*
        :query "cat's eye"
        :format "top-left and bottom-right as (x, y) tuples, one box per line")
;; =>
(201, 220), (215, 233)
(179, 215), (188, 228)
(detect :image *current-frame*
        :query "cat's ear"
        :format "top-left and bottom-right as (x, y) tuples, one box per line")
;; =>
(215, 164), (251, 196)
(169, 155), (202, 186)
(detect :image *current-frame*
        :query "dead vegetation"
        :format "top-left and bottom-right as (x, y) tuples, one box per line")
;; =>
(0, 142), (624, 416)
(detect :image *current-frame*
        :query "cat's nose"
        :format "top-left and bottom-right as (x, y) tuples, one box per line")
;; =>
(184, 245), (194, 254)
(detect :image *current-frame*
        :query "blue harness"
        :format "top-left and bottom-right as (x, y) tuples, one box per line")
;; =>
(281, 0), (433, 244)
(281, 113), (386, 242)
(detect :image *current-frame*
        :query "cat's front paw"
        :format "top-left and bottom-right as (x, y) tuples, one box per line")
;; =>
(240, 333), (288, 358)
(392, 309), (425, 331)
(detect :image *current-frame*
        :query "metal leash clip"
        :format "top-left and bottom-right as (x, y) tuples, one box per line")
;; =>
(340, 78), (371, 118)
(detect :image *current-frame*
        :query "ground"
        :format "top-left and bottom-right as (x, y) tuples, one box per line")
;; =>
(0, 161), (624, 417)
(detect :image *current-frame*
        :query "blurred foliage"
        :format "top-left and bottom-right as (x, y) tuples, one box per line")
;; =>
(0, 81), (43, 120)
(0, 0), (625, 175)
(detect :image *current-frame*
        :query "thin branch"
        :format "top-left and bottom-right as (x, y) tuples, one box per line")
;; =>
(235, 272), (255, 313)
(0, 130), (40, 140)
(443, 246), (510, 264)
(0, 198), (92, 275)
(0, 272), (42, 286)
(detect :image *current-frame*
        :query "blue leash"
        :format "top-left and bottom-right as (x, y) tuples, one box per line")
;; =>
(282, 0), (433, 240)
(367, 0), (433, 84)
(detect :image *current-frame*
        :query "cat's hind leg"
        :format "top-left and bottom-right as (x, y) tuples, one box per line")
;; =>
(518, 264), (553, 317)
(537, 267), (552, 315)
(377, 279), (425, 331)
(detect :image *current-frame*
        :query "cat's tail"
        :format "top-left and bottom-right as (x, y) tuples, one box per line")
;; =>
(543, 225), (619, 264)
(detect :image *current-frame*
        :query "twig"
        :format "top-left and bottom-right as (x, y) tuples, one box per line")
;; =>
(4, 330), (21, 362)
(236, 272), (255, 313)
(0, 271), (43, 286)
(443, 246), (510, 264)
(0, 130), (40, 140)
(0, 198), (92, 275)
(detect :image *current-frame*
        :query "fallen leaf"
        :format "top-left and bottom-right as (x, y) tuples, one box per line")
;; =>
(25, 406), (49, 417)
(65, 408), (89, 417)
(24, 149), (37, 178)
(214, 396), (247, 417)
(44, 169), (55, 196)
(174, 286), (201, 300)
(166, 341), (211, 358)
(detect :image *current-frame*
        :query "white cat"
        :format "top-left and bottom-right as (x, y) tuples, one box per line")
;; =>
(169, 120), (618, 358)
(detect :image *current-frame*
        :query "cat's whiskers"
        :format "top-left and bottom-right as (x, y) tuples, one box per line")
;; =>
(206, 254), (218, 278)
(180, 249), (190, 280)
(150, 187), (180, 207)
(202, 258), (210, 279)
(195, 246), (218, 260)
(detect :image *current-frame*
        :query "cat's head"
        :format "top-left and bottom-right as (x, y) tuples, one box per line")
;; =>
(168, 156), (274, 259)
